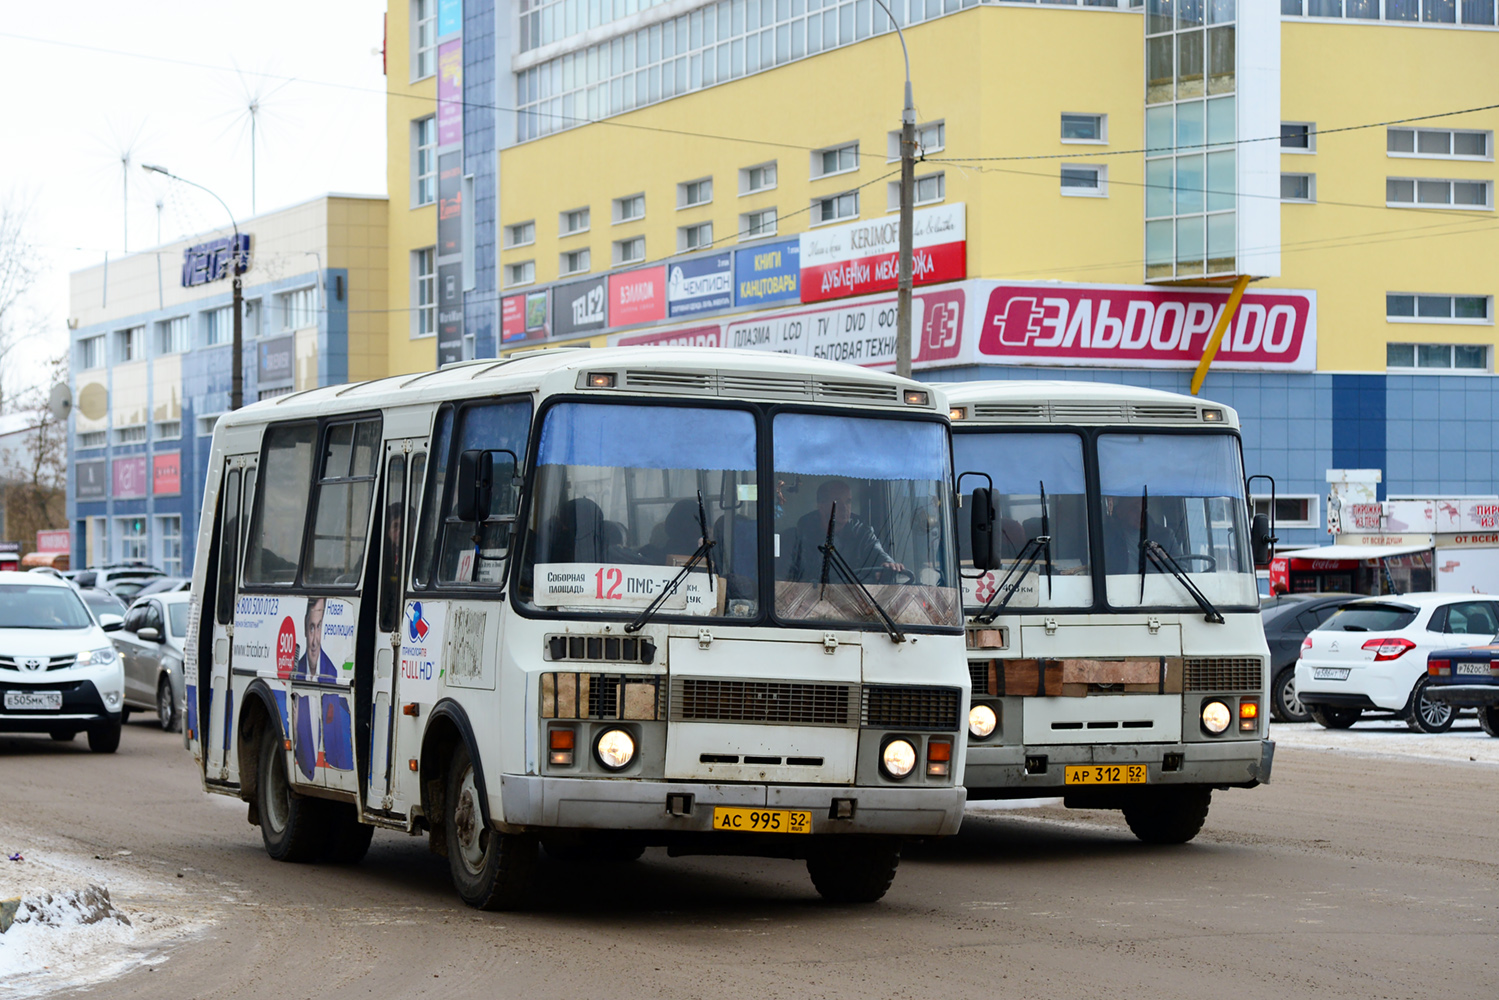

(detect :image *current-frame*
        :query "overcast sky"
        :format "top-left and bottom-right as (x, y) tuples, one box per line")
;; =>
(0, 2), (389, 399)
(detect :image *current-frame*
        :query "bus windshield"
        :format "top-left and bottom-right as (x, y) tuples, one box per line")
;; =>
(772, 413), (960, 630)
(953, 431), (1092, 609)
(1098, 432), (1256, 609)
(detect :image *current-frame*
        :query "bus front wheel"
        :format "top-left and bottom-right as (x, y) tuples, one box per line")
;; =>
(256, 734), (326, 862)
(807, 838), (900, 904)
(444, 743), (535, 910)
(1121, 788), (1211, 845)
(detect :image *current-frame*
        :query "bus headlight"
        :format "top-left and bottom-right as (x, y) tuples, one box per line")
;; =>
(1201, 700), (1232, 735)
(594, 729), (636, 770)
(880, 738), (917, 779)
(968, 704), (998, 740)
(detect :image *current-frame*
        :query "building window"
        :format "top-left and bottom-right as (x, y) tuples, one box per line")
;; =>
(678, 178), (713, 208)
(413, 0), (437, 79)
(1251, 495), (1319, 530)
(203, 307), (233, 347)
(505, 260), (536, 287)
(614, 194), (646, 223)
(415, 248), (437, 334)
(813, 142), (859, 178)
(560, 248), (591, 275)
(887, 174), (946, 210)
(614, 237), (646, 265)
(1060, 114), (1106, 143)
(1386, 177), (1492, 208)
(1387, 342), (1490, 371)
(157, 515), (183, 576)
(155, 316), (189, 353)
(1286, 0), (1497, 24)
(155, 420), (182, 440)
(1281, 173), (1316, 202)
(506, 221), (535, 247)
(887, 122), (947, 160)
(114, 425), (147, 444)
(116, 326), (144, 362)
(197, 413), (222, 436)
(117, 517), (148, 563)
(560, 207), (590, 235)
(679, 222), (713, 251)
(1280, 122), (1315, 153)
(812, 191), (859, 225)
(1061, 165), (1107, 196)
(1388, 127), (1491, 160)
(1387, 293), (1491, 323)
(740, 208), (777, 239)
(414, 116), (437, 206)
(77, 430), (107, 449)
(740, 162), (777, 194)
(79, 335), (105, 370)
(281, 287), (317, 331)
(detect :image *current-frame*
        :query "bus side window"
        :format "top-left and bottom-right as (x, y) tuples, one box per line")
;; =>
(215, 469), (241, 625)
(305, 419), (382, 587)
(436, 401), (531, 586)
(244, 423), (318, 586)
(378, 454), (407, 634)
(412, 409), (454, 589)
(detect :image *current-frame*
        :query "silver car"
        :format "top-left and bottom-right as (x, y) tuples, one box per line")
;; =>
(113, 591), (190, 732)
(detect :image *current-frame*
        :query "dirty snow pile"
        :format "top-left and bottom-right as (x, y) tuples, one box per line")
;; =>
(0, 885), (140, 992)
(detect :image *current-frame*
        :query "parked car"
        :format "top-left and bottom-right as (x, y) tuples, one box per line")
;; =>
(71, 563), (166, 598)
(76, 587), (127, 631)
(1424, 645), (1499, 737)
(1296, 593), (1499, 733)
(1260, 593), (1360, 723)
(130, 576), (191, 598)
(0, 570), (126, 752)
(112, 592), (190, 732)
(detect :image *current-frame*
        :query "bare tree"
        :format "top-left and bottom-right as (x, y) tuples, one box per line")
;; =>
(0, 199), (43, 415)
(0, 353), (69, 554)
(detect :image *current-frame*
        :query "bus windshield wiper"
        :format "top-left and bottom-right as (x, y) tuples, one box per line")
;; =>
(974, 533), (1052, 624)
(625, 492), (716, 634)
(818, 502), (906, 644)
(1141, 540), (1225, 625)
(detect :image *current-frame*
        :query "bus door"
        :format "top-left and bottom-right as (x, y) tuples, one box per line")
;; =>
(206, 457), (255, 785)
(366, 440), (426, 816)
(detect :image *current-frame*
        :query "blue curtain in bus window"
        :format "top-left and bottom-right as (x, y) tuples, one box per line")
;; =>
(538, 403), (756, 471)
(458, 401), (532, 457)
(952, 433), (1085, 494)
(1097, 434), (1244, 497)
(774, 414), (948, 481)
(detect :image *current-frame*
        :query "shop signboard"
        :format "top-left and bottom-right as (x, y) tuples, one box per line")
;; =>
(113, 456), (148, 499)
(552, 276), (608, 338)
(667, 253), (733, 318)
(181, 234), (251, 287)
(721, 287), (966, 367)
(975, 282), (1317, 372)
(437, 152), (463, 256)
(799, 203), (966, 304)
(437, 41), (463, 146)
(1435, 498), (1499, 533)
(76, 460), (107, 502)
(613, 324), (724, 348)
(257, 335), (295, 384)
(502, 291), (550, 343)
(438, 0), (461, 35)
(36, 529), (70, 553)
(153, 452), (181, 496)
(437, 262), (464, 365)
(733, 240), (800, 309)
(608, 266), (666, 327)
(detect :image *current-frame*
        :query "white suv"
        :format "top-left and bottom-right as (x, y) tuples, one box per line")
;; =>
(1295, 592), (1498, 734)
(0, 571), (126, 752)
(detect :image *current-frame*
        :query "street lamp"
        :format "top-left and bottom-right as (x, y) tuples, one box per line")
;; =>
(870, 0), (916, 379)
(141, 164), (247, 410)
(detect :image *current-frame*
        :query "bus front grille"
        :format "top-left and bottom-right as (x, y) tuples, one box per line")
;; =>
(1183, 657), (1264, 692)
(670, 678), (856, 726)
(861, 685), (962, 731)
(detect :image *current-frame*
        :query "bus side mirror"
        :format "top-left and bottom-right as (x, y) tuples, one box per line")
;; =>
(454, 450), (493, 523)
(970, 486), (1000, 572)
(1251, 513), (1274, 565)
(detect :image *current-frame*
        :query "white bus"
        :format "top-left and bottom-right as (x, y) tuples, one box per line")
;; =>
(185, 348), (968, 908)
(946, 381), (1274, 843)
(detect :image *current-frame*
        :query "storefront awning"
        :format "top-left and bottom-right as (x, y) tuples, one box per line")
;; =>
(1279, 543), (1432, 562)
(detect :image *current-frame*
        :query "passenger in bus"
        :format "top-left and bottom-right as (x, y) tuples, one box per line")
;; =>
(295, 597), (338, 683)
(639, 499), (702, 565)
(786, 479), (905, 582)
(549, 497), (633, 564)
(1101, 494), (1183, 574)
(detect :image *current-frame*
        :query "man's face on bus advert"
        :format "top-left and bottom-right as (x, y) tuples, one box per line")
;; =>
(305, 598), (326, 666)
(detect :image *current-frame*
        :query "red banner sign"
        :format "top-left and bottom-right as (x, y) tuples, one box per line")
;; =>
(799, 204), (967, 305)
(608, 267), (666, 327)
(153, 452), (181, 496)
(36, 529), (70, 553)
(614, 324), (724, 348)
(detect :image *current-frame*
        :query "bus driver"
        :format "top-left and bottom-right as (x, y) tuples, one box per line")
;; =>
(787, 479), (905, 582)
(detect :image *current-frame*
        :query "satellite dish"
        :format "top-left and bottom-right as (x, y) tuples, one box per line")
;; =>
(47, 383), (72, 421)
(77, 382), (108, 422)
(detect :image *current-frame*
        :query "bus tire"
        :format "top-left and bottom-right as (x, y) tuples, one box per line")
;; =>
(87, 719), (122, 754)
(807, 838), (900, 904)
(1122, 788), (1211, 845)
(1308, 705), (1361, 730)
(445, 742), (535, 910)
(1479, 705), (1499, 738)
(322, 803), (374, 864)
(256, 734), (326, 863)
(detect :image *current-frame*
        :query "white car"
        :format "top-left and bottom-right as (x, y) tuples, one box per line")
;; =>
(1295, 592), (1499, 734)
(0, 570), (127, 752)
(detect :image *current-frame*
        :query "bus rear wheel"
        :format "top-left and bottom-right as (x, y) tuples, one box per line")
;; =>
(444, 743), (535, 910)
(807, 838), (900, 904)
(1121, 788), (1211, 845)
(257, 734), (326, 862)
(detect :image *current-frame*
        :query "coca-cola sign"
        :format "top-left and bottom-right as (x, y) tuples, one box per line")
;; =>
(976, 283), (1316, 372)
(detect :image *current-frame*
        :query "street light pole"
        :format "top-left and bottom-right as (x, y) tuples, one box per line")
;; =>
(141, 164), (246, 410)
(871, 0), (916, 379)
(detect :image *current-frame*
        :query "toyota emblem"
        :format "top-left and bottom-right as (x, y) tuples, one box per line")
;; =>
(20, 657), (46, 672)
